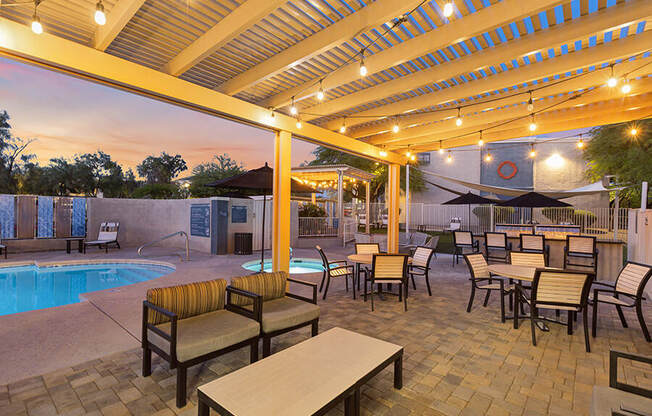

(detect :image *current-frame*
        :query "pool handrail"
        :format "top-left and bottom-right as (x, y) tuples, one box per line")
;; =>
(138, 231), (189, 262)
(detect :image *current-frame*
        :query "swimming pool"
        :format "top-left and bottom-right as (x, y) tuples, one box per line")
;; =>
(0, 262), (174, 316)
(241, 258), (329, 274)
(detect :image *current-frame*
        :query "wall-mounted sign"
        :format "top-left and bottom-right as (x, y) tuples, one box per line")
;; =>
(190, 204), (210, 237)
(497, 160), (518, 180)
(231, 205), (247, 223)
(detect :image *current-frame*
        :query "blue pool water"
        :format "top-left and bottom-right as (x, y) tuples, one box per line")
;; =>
(242, 258), (328, 274)
(0, 263), (174, 316)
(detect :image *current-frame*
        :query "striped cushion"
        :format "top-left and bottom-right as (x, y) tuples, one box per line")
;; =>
(412, 247), (432, 268)
(511, 252), (545, 267)
(329, 267), (351, 277)
(616, 263), (651, 296)
(230, 271), (288, 306)
(146, 279), (227, 325)
(465, 253), (489, 279)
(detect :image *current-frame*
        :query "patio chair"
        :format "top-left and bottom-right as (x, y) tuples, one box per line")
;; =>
(453, 231), (479, 266)
(403, 232), (429, 253)
(142, 279), (261, 407)
(354, 232), (371, 244)
(590, 350), (652, 415)
(518, 269), (593, 352)
(591, 261), (652, 342)
(408, 246), (435, 296)
(444, 217), (462, 232)
(519, 233), (550, 264)
(564, 235), (599, 273)
(365, 254), (409, 311)
(398, 232), (411, 253)
(316, 245), (356, 300)
(229, 271), (319, 358)
(463, 253), (513, 323)
(484, 232), (512, 263)
(84, 222), (120, 253)
(510, 251), (546, 268)
(355, 242), (380, 255)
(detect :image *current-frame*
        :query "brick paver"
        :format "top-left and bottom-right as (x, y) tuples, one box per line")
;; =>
(1, 255), (651, 415)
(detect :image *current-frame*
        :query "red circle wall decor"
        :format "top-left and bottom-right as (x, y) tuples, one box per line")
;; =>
(497, 160), (518, 180)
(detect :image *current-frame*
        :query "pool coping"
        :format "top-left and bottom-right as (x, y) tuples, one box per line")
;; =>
(0, 258), (176, 270)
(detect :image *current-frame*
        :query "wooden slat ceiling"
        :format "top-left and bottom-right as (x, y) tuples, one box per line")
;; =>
(1, 0), (650, 154)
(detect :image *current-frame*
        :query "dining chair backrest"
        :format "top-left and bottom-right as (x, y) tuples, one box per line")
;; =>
(510, 252), (546, 268)
(411, 232), (429, 247)
(531, 269), (592, 308)
(485, 232), (508, 249)
(454, 231), (473, 246)
(428, 235), (440, 250)
(463, 253), (489, 279)
(399, 232), (411, 245)
(354, 233), (371, 244)
(567, 235), (596, 255)
(614, 262), (652, 297)
(315, 245), (329, 270)
(520, 234), (545, 252)
(356, 243), (380, 255)
(372, 254), (408, 281)
(412, 246), (434, 268)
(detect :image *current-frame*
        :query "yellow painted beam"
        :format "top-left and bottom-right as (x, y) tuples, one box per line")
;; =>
(302, 0), (651, 121)
(0, 17), (405, 165)
(350, 57), (652, 139)
(93, 0), (146, 50)
(365, 181), (371, 234)
(386, 164), (400, 254)
(272, 130), (292, 273)
(262, 0), (566, 110)
(323, 29), (652, 131)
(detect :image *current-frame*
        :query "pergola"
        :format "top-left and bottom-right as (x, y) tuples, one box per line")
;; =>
(1, 0), (650, 272)
(292, 164), (376, 233)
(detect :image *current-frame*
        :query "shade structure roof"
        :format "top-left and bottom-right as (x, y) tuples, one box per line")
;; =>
(442, 192), (496, 205)
(1, 0), (651, 159)
(208, 163), (315, 193)
(499, 191), (572, 208)
(291, 164), (375, 184)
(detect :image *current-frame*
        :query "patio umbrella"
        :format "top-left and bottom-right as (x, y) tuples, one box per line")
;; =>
(499, 191), (571, 223)
(442, 192), (495, 232)
(207, 163), (314, 271)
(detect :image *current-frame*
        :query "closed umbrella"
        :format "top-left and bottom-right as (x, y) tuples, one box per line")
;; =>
(208, 163), (314, 271)
(442, 192), (496, 232)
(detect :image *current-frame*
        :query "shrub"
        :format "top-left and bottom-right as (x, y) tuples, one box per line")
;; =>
(473, 206), (515, 227)
(299, 203), (327, 217)
(542, 207), (574, 224)
(131, 183), (181, 199)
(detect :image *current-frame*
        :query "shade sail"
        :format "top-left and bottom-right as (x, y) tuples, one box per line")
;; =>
(442, 192), (495, 205)
(499, 192), (572, 208)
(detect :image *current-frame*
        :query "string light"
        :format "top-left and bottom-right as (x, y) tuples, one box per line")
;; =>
(339, 118), (347, 133)
(438, 140), (444, 154)
(296, 119), (302, 129)
(446, 151), (453, 163)
(484, 152), (493, 162)
(576, 137), (584, 149)
(31, 1), (42, 35)
(455, 107), (462, 126)
(529, 114), (537, 132)
(379, 150), (388, 157)
(442, 2), (454, 18)
(317, 80), (325, 100)
(392, 120), (400, 133)
(621, 79), (631, 94)
(527, 91), (534, 111)
(359, 51), (367, 77)
(528, 144), (536, 158)
(94, 1), (106, 26)
(629, 127), (638, 136)
(607, 65), (618, 87)
(290, 97), (298, 115)
(478, 130), (483, 147)
(410, 154), (416, 161)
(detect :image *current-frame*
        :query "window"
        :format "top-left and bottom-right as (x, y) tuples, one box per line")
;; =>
(417, 152), (431, 164)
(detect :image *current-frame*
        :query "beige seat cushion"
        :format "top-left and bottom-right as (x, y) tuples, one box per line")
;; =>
(148, 310), (259, 363)
(261, 297), (320, 333)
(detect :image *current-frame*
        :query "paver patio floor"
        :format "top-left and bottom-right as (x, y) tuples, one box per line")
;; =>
(1, 250), (651, 416)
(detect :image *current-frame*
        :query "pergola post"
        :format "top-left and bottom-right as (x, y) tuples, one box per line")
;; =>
(387, 164), (400, 253)
(405, 164), (410, 235)
(272, 130), (292, 273)
(337, 169), (344, 236)
(365, 180), (371, 234)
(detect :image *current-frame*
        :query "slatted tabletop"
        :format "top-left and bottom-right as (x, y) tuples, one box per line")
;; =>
(347, 254), (412, 265)
(488, 264), (537, 282)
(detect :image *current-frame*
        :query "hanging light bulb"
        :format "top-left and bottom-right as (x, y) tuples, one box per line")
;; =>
(410, 155), (416, 161)
(478, 130), (484, 147)
(406, 150), (412, 157)
(607, 65), (618, 88)
(577, 138), (584, 149)
(296, 119), (302, 129)
(529, 114), (537, 132)
(392, 121), (400, 133)
(359, 52), (367, 77)
(438, 140), (444, 154)
(455, 107), (462, 126)
(443, 2), (454, 18)
(379, 150), (388, 157)
(621, 80), (631, 94)
(269, 108), (275, 120)
(629, 127), (638, 136)
(94, 1), (106, 26)
(290, 97), (297, 115)
(31, 1), (43, 34)
(528, 144), (536, 158)
(317, 80), (325, 100)
(527, 91), (534, 111)
(339, 118), (347, 133)
(446, 151), (453, 163)
(484, 152), (493, 162)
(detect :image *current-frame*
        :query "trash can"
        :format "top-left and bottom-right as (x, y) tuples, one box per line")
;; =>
(234, 232), (253, 255)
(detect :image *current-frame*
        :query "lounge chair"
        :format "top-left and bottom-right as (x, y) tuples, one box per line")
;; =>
(0, 237), (6, 259)
(444, 217), (462, 232)
(84, 222), (120, 253)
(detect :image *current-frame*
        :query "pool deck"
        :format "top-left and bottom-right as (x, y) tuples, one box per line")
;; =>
(0, 246), (322, 385)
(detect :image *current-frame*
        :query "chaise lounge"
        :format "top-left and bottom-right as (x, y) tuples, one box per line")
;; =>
(84, 222), (121, 253)
(142, 278), (261, 408)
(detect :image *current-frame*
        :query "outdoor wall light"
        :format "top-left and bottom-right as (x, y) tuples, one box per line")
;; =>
(545, 153), (565, 169)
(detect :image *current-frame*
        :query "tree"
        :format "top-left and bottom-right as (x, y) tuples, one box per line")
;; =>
(584, 120), (652, 207)
(308, 146), (425, 201)
(137, 152), (187, 184)
(0, 111), (35, 193)
(189, 154), (245, 197)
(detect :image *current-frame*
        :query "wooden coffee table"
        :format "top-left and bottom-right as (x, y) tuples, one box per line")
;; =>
(197, 327), (403, 416)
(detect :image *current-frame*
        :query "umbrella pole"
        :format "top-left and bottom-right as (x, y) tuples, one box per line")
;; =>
(261, 192), (266, 272)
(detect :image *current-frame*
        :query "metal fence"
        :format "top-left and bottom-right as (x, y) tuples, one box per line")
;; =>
(297, 217), (339, 237)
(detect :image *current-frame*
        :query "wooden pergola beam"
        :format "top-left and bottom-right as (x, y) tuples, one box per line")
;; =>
(302, 0), (651, 122)
(93, 0), (146, 50)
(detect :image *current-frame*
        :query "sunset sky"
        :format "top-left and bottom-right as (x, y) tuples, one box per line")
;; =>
(0, 57), (318, 177)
